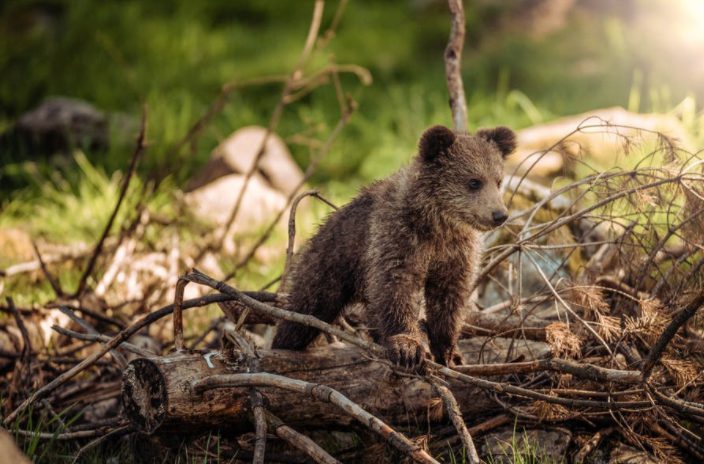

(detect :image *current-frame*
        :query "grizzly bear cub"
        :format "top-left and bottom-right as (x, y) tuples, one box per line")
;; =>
(272, 125), (516, 369)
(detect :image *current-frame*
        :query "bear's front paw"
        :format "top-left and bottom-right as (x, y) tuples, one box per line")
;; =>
(448, 346), (465, 368)
(433, 345), (465, 367)
(385, 334), (429, 371)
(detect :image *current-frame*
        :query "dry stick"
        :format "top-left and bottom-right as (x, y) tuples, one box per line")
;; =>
(207, 0), (325, 258)
(192, 373), (438, 464)
(431, 380), (480, 464)
(13, 426), (128, 440)
(51, 326), (154, 358)
(524, 250), (613, 355)
(70, 425), (132, 464)
(185, 269), (382, 355)
(655, 417), (704, 460)
(574, 428), (613, 464)
(2, 292), (245, 426)
(454, 358), (640, 384)
(57, 306), (128, 368)
(430, 414), (511, 458)
(72, 107), (147, 298)
(46, 302), (125, 330)
(31, 241), (64, 297)
(473, 174), (691, 294)
(0, 246), (94, 278)
(172, 276), (189, 351)
(265, 411), (341, 464)
(182, 269), (650, 411)
(224, 327), (267, 464)
(438, 4), (479, 438)
(280, 190), (339, 290)
(251, 391), (267, 464)
(642, 292), (704, 381)
(6, 297), (31, 364)
(227, 109), (348, 280)
(445, 0), (468, 130)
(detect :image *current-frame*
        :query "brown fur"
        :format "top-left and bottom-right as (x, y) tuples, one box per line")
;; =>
(272, 125), (516, 368)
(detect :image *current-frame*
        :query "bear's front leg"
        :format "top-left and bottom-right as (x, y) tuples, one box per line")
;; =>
(366, 245), (430, 371)
(424, 259), (472, 367)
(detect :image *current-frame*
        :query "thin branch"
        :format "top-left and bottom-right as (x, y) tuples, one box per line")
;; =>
(31, 240), (64, 297)
(181, 269), (651, 411)
(192, 373), (438, 464)
(266, 411), (341, 464)
(445, 0), (468, 130)
(431, 379), (480, 463)
(173, 276), (189, 351)
(70, 425), (132, 464)
(51, 325), (154, 358)
(6, 296), (31, 367)
(642, 292), (704, 380)
(207, 0), (325, 257)
(72, 106), (147, 298)
(2, 292), (255, 426)
(454, 358), (640, 384)
(280, 190), (338, 290)
(251, 390), (267, 464)
(226, 110), (348, 279)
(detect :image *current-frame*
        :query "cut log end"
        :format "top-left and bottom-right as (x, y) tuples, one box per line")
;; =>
(122, 358), (168, 434)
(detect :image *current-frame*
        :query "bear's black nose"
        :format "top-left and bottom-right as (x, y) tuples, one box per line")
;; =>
(492, 211), (508, 226)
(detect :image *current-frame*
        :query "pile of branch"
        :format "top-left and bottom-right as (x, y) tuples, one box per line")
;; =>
(3, 1), (704, 463)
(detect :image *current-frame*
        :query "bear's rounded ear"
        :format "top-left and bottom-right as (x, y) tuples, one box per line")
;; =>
(476, 126), (517, 158)
(419, 125), (456, 162)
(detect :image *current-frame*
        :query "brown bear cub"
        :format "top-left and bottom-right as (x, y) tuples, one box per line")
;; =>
(272, 125), (516, 369)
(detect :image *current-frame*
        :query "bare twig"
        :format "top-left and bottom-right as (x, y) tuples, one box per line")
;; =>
(172, 276), (189, 351)
(226, 110), (348, 279)
(192, 373), (438, 464)
(266, 411), (341, 464)
(3, 292), (248, 425)
(31, 241), (64, 297)
(181, 269), (651, 411)
(70, 425), (132, 464)
(280, 190), (338, 289)
(251, 390), (267, 464)
(454, 358), (640, 384)
(431, 379), (480, 463)
(57, 306), (127, 367)
(208, 0), (326, 257)
(6, 297), (31, 364)
(574, 428), (613, 463)
(51, 325), (154, 358)
(445, 0), (468, 130)
(642, 292), (704, 380)
(72, 106), (147, 298)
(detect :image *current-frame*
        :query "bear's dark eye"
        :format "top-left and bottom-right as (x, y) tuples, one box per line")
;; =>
(468, 179), (483, 191)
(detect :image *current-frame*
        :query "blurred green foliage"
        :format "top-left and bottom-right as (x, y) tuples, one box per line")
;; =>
(4, 0), (701, 192)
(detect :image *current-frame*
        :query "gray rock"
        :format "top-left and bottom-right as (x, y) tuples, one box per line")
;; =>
(183, 172), (287, 229)
(187, 125), (304, 196)
(1, 97), (108, 155)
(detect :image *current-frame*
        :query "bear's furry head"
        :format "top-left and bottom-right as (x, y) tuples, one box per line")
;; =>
(414, 124), (516, 231)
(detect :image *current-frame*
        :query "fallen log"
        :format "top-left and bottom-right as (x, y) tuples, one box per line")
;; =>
(121, 337), (549, 434)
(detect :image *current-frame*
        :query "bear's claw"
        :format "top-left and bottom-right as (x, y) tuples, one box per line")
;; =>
(385, 334), (430, 371)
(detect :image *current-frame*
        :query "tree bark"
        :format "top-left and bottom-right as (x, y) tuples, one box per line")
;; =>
(122, 337), (549, 433)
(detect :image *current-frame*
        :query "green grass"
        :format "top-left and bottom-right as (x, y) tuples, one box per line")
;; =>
(484, 428), (561, 464)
